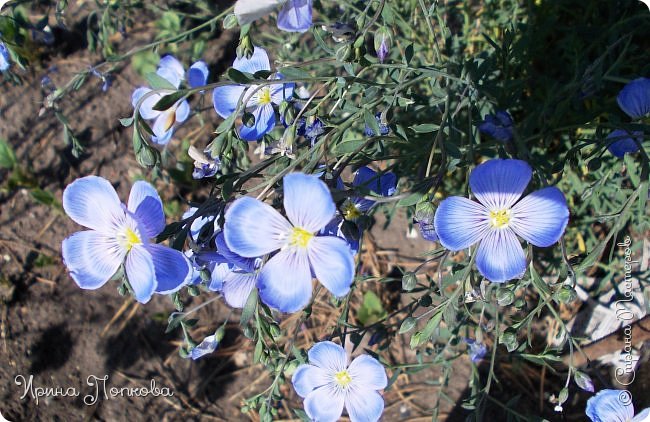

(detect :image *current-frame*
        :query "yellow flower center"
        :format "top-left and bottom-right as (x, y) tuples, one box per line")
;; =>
(342, 201), (362, 220)
(334, 370), (352, 388)
(288, 227), (313, 248)
(120, 227), (142, 251)
(257, 87), (272, 105)
(489, 209), (511, 228)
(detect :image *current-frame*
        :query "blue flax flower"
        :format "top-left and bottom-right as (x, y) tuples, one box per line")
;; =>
(607, 78), (649, 157)
(478, 110), (514, 142)
(434, 159), (569, 283)
(617, 78), (650, 120)
(234, 0), (312, 32)
(607, 129), (643, 158)
(341, 166), (397, 221)
(464, 338), (487, 363)
(586, 389), (649, 422)
(132, 56), (208, 145)
(224, 173), (354, 312)
(62, 176), (192, 303)
(364, 113), (390, 137)
(292, 341), (387, 422)
(190, 334), (219, 360)
(213, 47), (294, 141)
(188, 146), (220, 179)
(0, 42), (10, 71)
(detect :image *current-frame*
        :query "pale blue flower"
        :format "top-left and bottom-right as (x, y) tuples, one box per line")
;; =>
(62, 176), (192, 303)
(223, 173), (354, 312)
(434, 159), (569, 283)
(292, 341), (387, 422)
(132, 55), (209, 145)
(234, 0), (312, 33)
(212, 47), (294, 141)
(586, 389), (649, 422)
(617, 78), (650, 120)
(0, 42), (11, 71)
(464, 338), (487, 363)
(190, 334), (219, 360)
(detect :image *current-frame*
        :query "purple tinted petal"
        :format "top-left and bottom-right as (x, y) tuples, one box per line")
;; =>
(292, 364), (330, 398)
(475, 229), (526, 283)
(257, 248), (312, 312)
(345, 389), (385, 422)
(617, 77), (650, 119)
(283, 173), (336, 232)
(151, 129), (173, 145)
(0, 42), (10, 71)
(213, 85), (246, 118)
(216, 232), (258, 272)
(63, 176), (124, 232)
(632, 408), (650, 422)
(125, 245), (156, 303)
(62, 231), (124, 289)
(239, 103), (276, 141)
(208, 262), (230, 292)
(188, 61), (209, 88)
(308, 341), (348, 372)
(134, 88), (163, 120)
(348, 355), (387, 391)
(233, 46), (271, 74)
(145, 243), (192, 294)
(607, 129), (641, 158)
(234, 0), (282, 26)
(223, 272), (258, 308)
(307, 236), (354, 297)
(128, 181), (165, 238)
(434, 196), (489, 251)
(586, 389), (635, 422)
(510, 187), (569, 247)
(191, 334), (219, 360)
(224, 196), (291, 257)
(277, 0), (313, 32)
(175, 100), (190, 123)
(152, 109), (177, 138)
(304, 384), (345, 422)
(470, 159), (531, 210)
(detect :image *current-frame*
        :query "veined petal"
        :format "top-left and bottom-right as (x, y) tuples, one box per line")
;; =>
(269, 76), (295, 105)
(125, 245), (156, 303)
(188, 61), (209, 89)
(145, 243), (192, 294)
(434, 196), (490, 251)
(470, 159), (531, 210)
(62, 231), (124, 289)
(307, 236), (354, 297)
(308, 341), (348, 372)
(224, 196), (291, 257)
(277, 0), (313, 32)
(128, 181), (165, 238)
(151, 128), (173, 145)
(632, 408), (650, 422)
(208, 262), (231, 292)
(233, 46), (271, 74)
(239, 103), (276, 141)
(475, 229), (526, 283)
(617, 77), (650, 119)
(304, 384), (345, 422)
(175, 100), (190, 123)
(257, 248), (312, 312)
(191, 334), (219, 360)
(234, 0), (283, 26)
(213, 85), (246, 118)
(292, 364), (330, 397)
(510, 187), (569, 247)
(345, 390), (385, 422)
(223, 271), (258, 308)
(157, 55), (185, 88)
(63, 176), (124, 232)
(348, 355), (387, 391)
(586, 389), (635, 422)
(152, 108), (177, 138)
(283, 173), (336, 232)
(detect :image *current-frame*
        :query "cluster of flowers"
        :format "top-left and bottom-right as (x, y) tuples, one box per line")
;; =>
(479, 78), (649, 158)
(59, 0), (649, 420)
